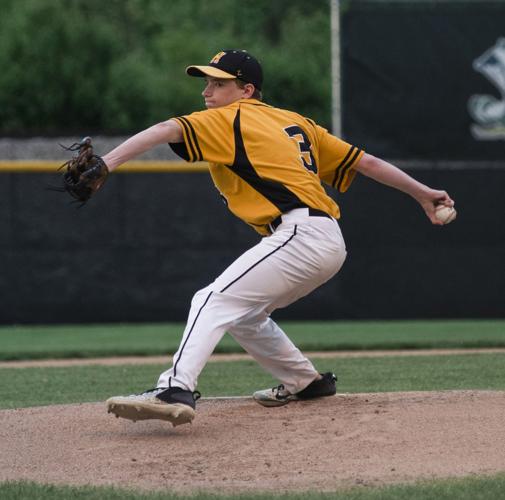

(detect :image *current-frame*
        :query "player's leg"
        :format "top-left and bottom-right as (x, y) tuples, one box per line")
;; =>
(107, 284), (261, 425)
(157, 217), (345, 390)
(107, 215), (346, 423)
(227, 216), (346, 406)
(155, 284), (264, 391)
(227, 268), (341, 406)
(107, 234), (298, 425)
(227, 315), (319, 394)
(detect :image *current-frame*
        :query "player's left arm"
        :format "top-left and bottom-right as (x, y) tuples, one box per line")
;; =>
(354, 153), (454, 225)
(103, 119), (183, 172)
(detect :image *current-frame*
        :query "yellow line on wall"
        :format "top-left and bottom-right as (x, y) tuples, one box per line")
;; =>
(0, 160), (209, 173)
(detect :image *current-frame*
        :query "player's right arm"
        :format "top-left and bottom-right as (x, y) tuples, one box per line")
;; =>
(354, 152), (454, 225)
(103, 119), (183, 172)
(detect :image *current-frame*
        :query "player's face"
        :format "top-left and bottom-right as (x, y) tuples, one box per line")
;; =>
(202, 77), (247, 108)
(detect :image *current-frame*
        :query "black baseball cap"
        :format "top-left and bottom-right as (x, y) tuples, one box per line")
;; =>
(186, 49), (263, 91)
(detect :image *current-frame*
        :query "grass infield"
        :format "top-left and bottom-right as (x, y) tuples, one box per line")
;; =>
(1, 353), (504, 409)
(0, 319), (504, 361)
(2, 473), (505, 499)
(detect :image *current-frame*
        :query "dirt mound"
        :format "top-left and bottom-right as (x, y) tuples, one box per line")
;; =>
(1, 391), (504, 494)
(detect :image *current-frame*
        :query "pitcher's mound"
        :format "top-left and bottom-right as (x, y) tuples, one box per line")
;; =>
(1, 390), (504, 493)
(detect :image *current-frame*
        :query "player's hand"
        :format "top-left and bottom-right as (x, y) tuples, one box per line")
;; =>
(419, 189), (455, 225)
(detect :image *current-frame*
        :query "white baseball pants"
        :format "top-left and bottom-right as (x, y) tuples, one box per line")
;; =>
(157, 208), (347, 394)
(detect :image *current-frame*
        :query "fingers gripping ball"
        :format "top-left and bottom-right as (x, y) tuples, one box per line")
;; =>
(435, 204), (457, 224)
(58, 137), (109, 205)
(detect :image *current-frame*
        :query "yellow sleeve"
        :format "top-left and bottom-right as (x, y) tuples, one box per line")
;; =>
(316, 125), (364, 192)
(173, 107), (236, 164)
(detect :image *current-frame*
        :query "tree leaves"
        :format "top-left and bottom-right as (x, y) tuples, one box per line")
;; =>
(0, 0), (331, 134)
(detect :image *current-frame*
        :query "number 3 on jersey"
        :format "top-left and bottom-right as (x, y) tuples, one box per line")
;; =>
(284, 125), (317, 174)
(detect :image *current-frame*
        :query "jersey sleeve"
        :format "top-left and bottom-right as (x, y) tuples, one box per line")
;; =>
(172, 107), (235, 164)
(316, 125), (364, 192)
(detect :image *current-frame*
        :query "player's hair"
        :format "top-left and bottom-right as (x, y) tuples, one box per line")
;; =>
(235, 79), (262, 100)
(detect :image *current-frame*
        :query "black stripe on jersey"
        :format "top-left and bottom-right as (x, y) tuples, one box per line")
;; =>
(169, 142), (190, 161)
(331, 146), (355, 188)
(176, 118), (198, 162)
(227, 109), (306, 213)
(169, 290), (214, 386)
(304, 117), (317, 129)
(336, 148), (361, 191)
(220, 225), (298, 293)
(180, 117), (204, 161)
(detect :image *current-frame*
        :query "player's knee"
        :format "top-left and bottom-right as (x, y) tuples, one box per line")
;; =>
(189, 286), (213, 307)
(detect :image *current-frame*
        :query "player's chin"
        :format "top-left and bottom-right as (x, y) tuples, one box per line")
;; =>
(204, 100), (217, 109)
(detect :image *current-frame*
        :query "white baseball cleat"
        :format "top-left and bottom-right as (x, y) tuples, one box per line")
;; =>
(253, 384), (299, 407)
(253, 372), (337, 407)
(106, 387), (200, 427)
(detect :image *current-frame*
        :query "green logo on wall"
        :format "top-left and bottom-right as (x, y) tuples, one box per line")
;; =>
(468, 38), (505, 140)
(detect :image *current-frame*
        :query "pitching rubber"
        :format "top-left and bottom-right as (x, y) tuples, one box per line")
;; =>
(106, 398), (195, 427)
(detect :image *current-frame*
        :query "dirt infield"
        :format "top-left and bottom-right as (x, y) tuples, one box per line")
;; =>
(1, 390), (504, 493)
(3, 347), (505, 368)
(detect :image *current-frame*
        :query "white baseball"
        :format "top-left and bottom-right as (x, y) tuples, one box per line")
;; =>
(435, 205), (457, 224)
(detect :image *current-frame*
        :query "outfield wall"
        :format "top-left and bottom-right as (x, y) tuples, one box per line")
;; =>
(341, 0), (505, 160)
(2, 1), (505, 323)
(0, 160), (503, 323)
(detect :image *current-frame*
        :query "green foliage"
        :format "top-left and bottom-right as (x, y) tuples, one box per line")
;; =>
(0, 0), (332, 134)
(0, 0), (122, 132)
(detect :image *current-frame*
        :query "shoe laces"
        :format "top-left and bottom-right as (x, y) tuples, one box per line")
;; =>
(143, 387), (201, 401)
(124, 388), (162, 399)
(128, 388), (201, 402)
(140, 388), (162, 396)
(272, 384), (290, 398)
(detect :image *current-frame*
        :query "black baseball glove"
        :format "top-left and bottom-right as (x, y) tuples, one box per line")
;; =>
(57, 136), (109, 205)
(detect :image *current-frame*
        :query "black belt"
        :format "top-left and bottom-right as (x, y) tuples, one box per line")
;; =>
(269, 208), (332, 233)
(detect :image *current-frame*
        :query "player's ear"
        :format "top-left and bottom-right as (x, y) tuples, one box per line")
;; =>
(242, 83), (256, 98)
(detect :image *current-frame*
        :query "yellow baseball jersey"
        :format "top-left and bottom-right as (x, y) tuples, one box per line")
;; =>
(171, 99), (364, 235)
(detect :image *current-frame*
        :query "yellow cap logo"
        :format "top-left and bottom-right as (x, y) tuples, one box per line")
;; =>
(210, 51), (226, 64)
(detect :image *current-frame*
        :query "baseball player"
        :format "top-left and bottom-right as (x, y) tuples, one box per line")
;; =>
(104, 50), (455, 426)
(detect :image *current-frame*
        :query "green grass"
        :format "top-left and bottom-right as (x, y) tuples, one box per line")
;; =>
(0, 320), (504, 360)
(3, 473), (505, 499)
(1, 353), (504, 409)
